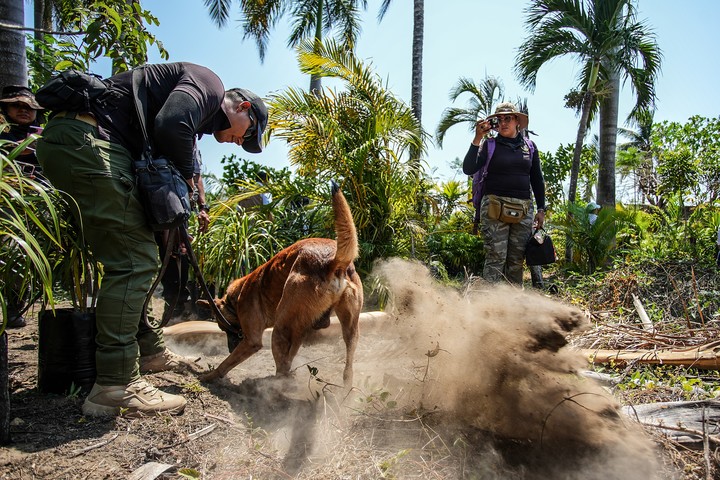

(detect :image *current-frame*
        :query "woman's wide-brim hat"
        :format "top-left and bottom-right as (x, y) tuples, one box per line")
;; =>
(0, 85), (42, 110)
(487, 102), (529, 130)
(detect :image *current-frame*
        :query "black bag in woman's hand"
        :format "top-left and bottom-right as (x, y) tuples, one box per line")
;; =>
(525, 228), (557, 266)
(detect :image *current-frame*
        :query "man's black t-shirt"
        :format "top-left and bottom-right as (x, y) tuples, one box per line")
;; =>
(91, 62), (229, 178)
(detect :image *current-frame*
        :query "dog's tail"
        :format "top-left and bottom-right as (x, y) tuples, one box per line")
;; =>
(331, 180), (359, 265)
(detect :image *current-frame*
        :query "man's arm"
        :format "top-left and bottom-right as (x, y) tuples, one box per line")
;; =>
(153, 90), (203, 179)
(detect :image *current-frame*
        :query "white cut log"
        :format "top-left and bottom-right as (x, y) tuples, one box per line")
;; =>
(582, 340), (720, 370)
(163, 311), (390, 346)
(632, 293), (655, 332)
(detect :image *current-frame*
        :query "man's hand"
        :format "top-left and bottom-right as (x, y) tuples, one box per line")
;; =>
(197, 209), (210, 233)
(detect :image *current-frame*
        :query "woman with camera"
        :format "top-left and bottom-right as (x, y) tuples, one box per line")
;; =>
(462, 102), (546, 285)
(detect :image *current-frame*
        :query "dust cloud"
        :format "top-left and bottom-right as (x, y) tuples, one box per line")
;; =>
(360, 258), (663, 479)
(167, 258), (666, 478)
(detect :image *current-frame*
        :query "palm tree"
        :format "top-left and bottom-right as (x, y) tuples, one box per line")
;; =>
(377, 0), (424, 169)
(203, 0), (367, 94)
(377, 0), (423, 125)
(268, 38), (424, 271)
(435, 75), (505, 148)
(515, 0), (661, 208)
(1, 139), (68, 443)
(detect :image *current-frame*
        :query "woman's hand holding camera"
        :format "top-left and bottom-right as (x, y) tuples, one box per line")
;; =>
(472, 119), (493, 145)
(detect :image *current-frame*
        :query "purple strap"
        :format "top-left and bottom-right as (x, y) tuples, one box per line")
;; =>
(471, 137), (534, 210)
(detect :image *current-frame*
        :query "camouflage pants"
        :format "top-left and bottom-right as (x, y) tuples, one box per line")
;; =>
(479, 195), (534, 285)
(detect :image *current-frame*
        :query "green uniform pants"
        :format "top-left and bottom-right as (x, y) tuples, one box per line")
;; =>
(37, 117), (165, 385)
(479, 195), (534, 285)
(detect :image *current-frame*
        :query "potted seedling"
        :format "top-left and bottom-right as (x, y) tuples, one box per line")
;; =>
(36, 181), (100, 396)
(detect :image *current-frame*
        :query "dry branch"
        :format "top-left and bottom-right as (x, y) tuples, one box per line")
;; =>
(69, 433), (119, 457)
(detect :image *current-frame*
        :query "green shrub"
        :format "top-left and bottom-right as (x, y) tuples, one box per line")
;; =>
(426, 231), (484, 278)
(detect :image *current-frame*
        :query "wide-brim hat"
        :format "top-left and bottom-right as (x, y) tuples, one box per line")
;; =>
(0, 85), (42, 110)
(488, 102), (529, 130)
(233, 88), (268, 154)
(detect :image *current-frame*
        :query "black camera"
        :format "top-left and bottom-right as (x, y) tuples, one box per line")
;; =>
(487, 117), (499, 128)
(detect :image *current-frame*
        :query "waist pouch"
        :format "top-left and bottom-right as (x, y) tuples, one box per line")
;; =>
(133, 155), (191, 231)
(487, 195), (528, 224)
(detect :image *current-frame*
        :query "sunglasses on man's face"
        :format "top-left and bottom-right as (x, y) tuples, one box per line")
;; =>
(243, 109), (256, 141)
(498, 115), (516, 124)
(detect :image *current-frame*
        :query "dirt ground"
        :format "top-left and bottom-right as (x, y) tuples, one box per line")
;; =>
(0, 259), (707, 479)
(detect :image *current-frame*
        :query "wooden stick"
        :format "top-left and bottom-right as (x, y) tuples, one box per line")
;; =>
(69, 433), (119, 457)
(158, 423), (217, 450)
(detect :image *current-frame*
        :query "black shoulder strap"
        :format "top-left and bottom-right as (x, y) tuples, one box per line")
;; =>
(131, 67), (153, 161)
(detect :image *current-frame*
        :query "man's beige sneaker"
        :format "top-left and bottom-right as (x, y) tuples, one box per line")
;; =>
(140, 348), (203, 374)
(81, 379), (186, 417)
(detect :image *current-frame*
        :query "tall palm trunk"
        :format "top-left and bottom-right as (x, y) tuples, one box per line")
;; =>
(0, 0), (25, 445)
(0, 0), (27, 88)
(565, 62), (599, 261)
(564, 91), (593, 261)
(309, 0), (324, 95)
(34, 0), (44, 48)
(410, 0), (423, 125)
(568, 92), (593, 204)
(597, 68), (620, 207)
(409, 0), (423, 178)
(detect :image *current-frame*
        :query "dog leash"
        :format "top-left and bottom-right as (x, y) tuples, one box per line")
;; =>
(142, 224), (241, 338)
(141, 228), (183, 329)
(177, 224), (240, 336)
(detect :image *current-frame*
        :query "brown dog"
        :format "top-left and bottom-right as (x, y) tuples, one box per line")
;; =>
(198, 182), (363, 386)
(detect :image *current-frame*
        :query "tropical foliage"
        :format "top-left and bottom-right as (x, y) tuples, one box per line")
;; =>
(18, 0), (167, 89)
(553, 202), (637, 274)
(540, 142), (598, 209)
(202, 0), (367, 92)
(435, 75), (505, 147)
(267, 39), (425, 272)
(0, 133), (97, 333)
(618, 115), (720, 210)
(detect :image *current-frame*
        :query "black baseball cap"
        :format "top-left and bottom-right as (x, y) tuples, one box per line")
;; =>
(232, 88), (268, 154)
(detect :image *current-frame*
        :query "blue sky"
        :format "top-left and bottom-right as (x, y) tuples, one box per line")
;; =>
(42, 1), (720, 183)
